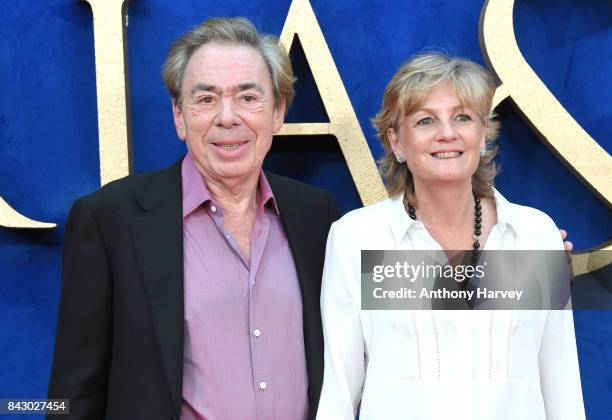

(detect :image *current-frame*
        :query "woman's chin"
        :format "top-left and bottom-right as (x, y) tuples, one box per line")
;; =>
(418, 172), (474, 186)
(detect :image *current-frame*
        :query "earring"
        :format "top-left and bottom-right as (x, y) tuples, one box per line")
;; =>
(479, 147), (486, 157)
(396, 153), (406, 164)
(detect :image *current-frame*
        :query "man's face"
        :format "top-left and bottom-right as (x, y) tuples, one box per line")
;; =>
(172, 42), (285, 185)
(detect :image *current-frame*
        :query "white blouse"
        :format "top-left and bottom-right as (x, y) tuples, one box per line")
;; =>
(316, 190), (586, 420)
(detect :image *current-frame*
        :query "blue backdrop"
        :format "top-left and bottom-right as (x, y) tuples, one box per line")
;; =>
(1, 0), (610, 418)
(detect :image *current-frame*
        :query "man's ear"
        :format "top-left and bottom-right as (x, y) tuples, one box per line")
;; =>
(272, 100), (286, 134)
(172, 98), (186, 140)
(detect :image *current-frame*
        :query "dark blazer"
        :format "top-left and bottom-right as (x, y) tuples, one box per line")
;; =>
(48, 159), (340, 420)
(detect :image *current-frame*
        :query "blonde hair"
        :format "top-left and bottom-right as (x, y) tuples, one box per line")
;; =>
(162, 17), (295, 111)
(372, 52), (500, 202)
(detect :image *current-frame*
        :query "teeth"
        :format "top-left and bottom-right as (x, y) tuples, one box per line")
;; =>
(219, 143), (243, 150)
(432, 151), (461, 159)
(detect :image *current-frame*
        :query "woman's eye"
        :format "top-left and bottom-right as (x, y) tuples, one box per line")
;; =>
(416, 117), (433, 126)
(456, 114), (472, 122)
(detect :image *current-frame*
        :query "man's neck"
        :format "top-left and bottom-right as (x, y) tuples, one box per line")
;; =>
(204, 172), (260, 217)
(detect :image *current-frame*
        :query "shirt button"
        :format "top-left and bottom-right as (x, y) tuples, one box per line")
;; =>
(211, 205), (217, 213)
(253, 328), (261, 337)
(259, 381), (267, 390)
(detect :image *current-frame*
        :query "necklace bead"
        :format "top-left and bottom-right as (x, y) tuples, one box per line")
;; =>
(407, 194), (482, 263)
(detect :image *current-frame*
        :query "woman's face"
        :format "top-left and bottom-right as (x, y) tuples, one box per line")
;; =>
(388, 82), (486, 187)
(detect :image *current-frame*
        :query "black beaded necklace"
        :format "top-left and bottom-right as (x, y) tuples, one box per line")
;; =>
(406, 194), (483, 297)
(407, 194), (483, 262)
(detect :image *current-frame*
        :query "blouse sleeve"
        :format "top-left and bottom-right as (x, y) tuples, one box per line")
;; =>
(316, 221), (366, 420)
(536, 212), (586, 420)
(538, 310), (586, 420)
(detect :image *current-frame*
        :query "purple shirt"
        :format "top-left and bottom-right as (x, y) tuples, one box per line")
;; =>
(180, 154), (308, 420)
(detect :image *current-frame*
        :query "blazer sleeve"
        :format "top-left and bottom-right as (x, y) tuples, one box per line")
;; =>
(326, 193), (341, 226)
(316, 221), (365, 420)
(47, 198), (112, 420)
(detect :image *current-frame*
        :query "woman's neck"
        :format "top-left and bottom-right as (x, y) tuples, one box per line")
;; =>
(411, 181), (474, 229)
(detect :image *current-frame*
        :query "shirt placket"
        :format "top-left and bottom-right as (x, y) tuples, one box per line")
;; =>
(208, 202), (258, 414)
(249, 208), (272, 419)
(208, 201), (274, 419)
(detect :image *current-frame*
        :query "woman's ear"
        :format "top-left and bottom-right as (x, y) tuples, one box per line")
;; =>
(387, 127), (402, 156)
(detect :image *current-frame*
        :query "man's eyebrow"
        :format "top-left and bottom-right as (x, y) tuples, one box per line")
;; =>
(189, 82), (263, 97)
(237, 82), (264, 93)
(189, 83), (220, 97)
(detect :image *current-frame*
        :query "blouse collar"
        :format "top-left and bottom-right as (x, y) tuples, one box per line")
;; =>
(387, 188), (517, 244)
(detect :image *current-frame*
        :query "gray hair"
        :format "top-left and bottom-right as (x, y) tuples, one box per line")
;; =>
(372, 52), (500, 201)
(162, 17), (295, 110)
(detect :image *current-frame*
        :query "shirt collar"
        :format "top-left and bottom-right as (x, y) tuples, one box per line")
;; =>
(388, 191), (419, 244)
(181, 153), (279, 218)
(491, 187), (517, 236)
(257, 171), (280, 216)
(387, 188), (518, 242)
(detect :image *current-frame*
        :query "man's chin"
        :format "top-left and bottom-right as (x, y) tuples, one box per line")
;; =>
(208, 163), (261, 182)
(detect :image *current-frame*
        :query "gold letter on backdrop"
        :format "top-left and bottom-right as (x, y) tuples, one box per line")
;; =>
(2, 0), (131, 230)
(0, 198), (56, 229)
(480, 0), (612, 274)
(0, 0), (131, 229)
(277, 0), (388, 205)
(83, 0), (132, 186)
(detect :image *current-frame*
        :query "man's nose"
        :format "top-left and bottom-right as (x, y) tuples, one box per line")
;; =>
(215, 98), (240, 128)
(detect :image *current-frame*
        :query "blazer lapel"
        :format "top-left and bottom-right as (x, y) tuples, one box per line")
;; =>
(266, 173), (324, 417)
(268, 176), (313, 293)
(130, 161), (184, 413)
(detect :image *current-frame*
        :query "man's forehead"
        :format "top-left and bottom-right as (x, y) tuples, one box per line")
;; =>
(183, 43), (271, 88)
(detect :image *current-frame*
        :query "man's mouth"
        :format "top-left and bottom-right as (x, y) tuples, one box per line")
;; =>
(213, 141), (247, 151)
(431, 151), (463, 159)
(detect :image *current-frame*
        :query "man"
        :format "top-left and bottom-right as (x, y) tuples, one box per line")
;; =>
(48, 18), (339, 420)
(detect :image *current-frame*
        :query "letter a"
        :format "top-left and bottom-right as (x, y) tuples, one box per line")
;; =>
(277, 0), (388, 205)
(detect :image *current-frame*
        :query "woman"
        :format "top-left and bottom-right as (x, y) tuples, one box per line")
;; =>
(316, 53), (585, 420)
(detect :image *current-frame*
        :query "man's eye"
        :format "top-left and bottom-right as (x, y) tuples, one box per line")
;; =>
(416, 117), (433, 126)
(456, 114), (472, 122)
(196, 96), (214, 104)
(241, 95), (256, 103)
